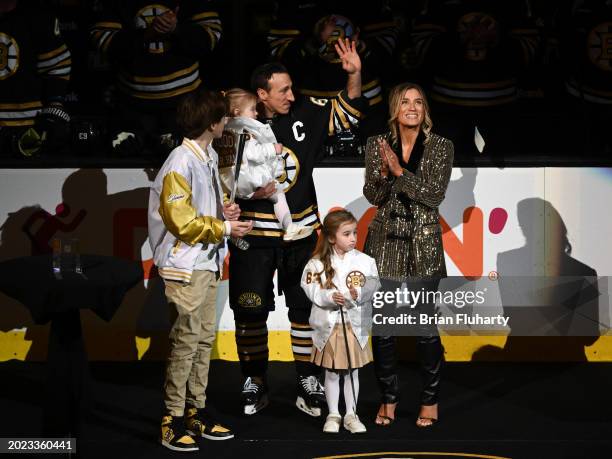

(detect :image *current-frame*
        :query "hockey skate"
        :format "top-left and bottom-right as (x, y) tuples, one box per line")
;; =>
(241, 377), (269, 415)
(296, 375), (325, 417)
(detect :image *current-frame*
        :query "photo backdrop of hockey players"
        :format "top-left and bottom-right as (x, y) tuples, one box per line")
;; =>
(406, 0), (541, 160)
(555, 0), (612, 156)
(90, 0), (223, 157)
(0, 0), (72, 157)
(267, 0), (398, 158)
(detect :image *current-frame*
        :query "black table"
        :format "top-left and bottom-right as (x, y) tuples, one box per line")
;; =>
(0, 255), (143, 436)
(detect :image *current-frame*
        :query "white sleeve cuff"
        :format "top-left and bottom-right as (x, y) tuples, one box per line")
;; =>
(266, 143), (277, 160)
(223, 221), (232, 237)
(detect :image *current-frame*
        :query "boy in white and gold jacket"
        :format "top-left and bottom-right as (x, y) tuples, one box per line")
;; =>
(148, 89), (251, 452)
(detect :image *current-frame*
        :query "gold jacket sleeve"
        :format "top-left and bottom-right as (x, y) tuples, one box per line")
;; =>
(363, 135), (394, 206)
(392, 138), (454, 209)
(159, 172), (225, 245)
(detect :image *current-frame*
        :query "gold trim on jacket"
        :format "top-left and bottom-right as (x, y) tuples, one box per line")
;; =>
(363, 132), (454, 279)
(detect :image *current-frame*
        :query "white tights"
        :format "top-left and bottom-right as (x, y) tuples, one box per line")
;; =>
(324, 369), (359, 415)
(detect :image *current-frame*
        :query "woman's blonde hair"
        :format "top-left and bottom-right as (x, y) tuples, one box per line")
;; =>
(387, 82), (433, 145)
(224, 88), (257, 116)
(311, 210), (358, 289)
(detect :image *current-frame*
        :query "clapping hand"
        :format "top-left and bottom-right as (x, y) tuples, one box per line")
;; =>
(378, 138), (403, 177)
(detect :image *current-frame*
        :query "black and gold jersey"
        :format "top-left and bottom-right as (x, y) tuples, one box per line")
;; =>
(559, 0), (612, 104)
(237, 91), (366, 248)
(267, 0), (395, 138)
(90, 0), (221, 108)
(412, 0), (540, 108)
(0, 5), (71, 127)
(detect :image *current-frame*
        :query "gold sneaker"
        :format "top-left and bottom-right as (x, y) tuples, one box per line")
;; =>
(185, 407), (235, 441)
(160, 415), (198, 452)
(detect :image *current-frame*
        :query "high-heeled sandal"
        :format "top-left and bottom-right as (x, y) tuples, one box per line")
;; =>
(374, 402), (397, 427)
(415, 416), (438, 428)
(416, 405), (438, 428)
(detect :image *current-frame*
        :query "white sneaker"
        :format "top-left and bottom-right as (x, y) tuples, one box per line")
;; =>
(323, 414), (342, 433)
(343, 413), (366, 433)
(283, 223), (314, 241)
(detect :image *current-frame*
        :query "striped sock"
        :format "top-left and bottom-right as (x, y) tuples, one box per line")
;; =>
(290, 322), (314, 363)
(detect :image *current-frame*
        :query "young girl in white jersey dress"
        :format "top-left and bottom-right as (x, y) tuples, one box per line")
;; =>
(301, 210), (380, 433)
(222, 88), (313, 241)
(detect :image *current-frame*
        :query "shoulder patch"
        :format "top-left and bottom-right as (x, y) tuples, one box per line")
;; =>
(309, 97), (329, 106)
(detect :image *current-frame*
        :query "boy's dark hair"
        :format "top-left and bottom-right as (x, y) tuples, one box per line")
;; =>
(250, 62), (289, 92)
(177, 89), (227, 139)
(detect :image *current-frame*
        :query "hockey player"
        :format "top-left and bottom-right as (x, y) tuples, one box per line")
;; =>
(410, 0), (541, 157)
(557, 0), (612, 155)
(90, 0), (222, 156)
(230, 38), (367, 417)
(0, 0), (71, 157)
(267, 0), (397, 156)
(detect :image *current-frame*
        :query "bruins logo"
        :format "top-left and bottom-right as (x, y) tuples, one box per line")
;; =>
(134, 4), (171, 29)
(238, 292), (262, 308)
(588, 22), (612, 72)
(276, 146), (300, 193)
(457, 12), (500, 61)
(0, 33), (19, 80)
(346, 271), (366, 289)
(134, 4), (170, 52)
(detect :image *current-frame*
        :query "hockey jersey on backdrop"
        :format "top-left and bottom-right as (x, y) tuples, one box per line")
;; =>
(267, 0), (397, 139)
(412, 0), (540, 108)
(90, 0), (222, 109)
(0, 5), (71, 127)
(559, 0), (612, 104)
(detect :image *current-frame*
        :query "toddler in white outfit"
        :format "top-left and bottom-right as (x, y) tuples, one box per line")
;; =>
(222, 88), (312, 241)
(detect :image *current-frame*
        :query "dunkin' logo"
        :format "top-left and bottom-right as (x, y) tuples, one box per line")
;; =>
(114, 205), (509, 283)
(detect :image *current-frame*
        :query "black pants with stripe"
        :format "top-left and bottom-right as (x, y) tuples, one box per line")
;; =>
(230, 235), (319, 378)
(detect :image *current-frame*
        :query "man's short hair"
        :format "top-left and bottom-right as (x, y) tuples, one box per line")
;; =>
(250, 62), (289, 92)
(177, 89), (227, 139)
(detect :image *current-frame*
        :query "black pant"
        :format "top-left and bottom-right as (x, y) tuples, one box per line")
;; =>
(233, 307), (317, 377)
(230, 235), (319, 378)
(372, 278), (443, 405)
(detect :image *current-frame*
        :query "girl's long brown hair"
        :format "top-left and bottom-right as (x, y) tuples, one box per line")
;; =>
(311, 210), (357, 289)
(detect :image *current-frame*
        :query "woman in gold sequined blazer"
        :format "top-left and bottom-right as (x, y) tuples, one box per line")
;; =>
(363, 82), (454, 428)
